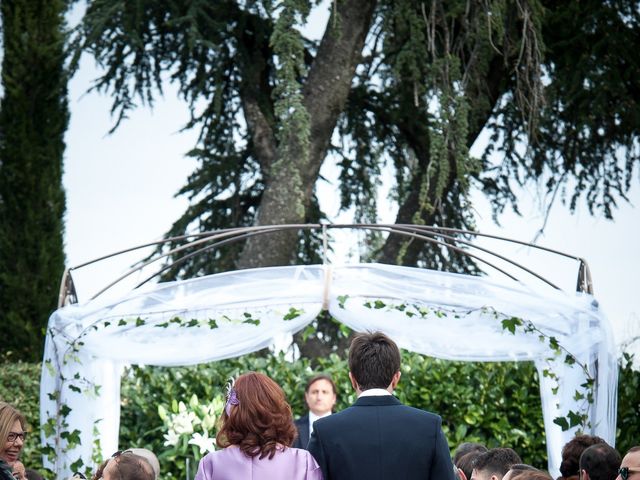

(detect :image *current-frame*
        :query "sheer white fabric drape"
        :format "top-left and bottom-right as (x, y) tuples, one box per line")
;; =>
(40, 264), (617, 479)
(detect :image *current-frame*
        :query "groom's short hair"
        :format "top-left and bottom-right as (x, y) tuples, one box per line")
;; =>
(348, 331), (401, 390)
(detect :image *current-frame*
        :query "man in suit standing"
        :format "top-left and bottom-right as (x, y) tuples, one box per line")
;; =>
(308, 331), (455, 480)
(293, 374), (337, 449)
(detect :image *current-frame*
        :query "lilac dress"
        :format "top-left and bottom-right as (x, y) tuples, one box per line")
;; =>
(195, 446), (323, 480)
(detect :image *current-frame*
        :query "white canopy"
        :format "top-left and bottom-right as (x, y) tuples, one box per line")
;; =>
(40, 263), (617, 478)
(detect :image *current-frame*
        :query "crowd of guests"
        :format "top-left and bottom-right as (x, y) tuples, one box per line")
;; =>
(1, 331), (639, 480)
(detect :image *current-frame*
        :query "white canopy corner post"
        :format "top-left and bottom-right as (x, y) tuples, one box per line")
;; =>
(40, 312), (124, 475)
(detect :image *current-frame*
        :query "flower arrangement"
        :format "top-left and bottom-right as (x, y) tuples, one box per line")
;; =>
(158, 393), (224, 471)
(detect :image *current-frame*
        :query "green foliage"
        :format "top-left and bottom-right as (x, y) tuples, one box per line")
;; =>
(0, 0), (70, 361)
(615, 352), (640, 455)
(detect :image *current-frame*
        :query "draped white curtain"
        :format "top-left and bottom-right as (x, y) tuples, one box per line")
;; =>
(40, 264), (617, 479)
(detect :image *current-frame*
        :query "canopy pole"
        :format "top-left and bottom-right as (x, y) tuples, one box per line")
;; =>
(322, 224), (331, 310)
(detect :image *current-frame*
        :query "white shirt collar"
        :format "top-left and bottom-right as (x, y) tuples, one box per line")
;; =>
(308, 410), (331, 436)
(358, 388), (392, 397)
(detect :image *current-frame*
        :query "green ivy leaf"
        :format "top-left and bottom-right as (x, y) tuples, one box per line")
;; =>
(553, 416), (570, 431)
(70, 457), (84, 473)
(118, 319), (127, 327)
(501, 317), (522, 334)
(337, 295), (348, 309)
(208, 319), (218, 329)
(135, 317), (146, 327)
(283, 307), (304, 321)
(68, 384), (81, 393)
(373, 300), (386, 309)
(567, 410), (584, 428)
(61, 429), (82, 448)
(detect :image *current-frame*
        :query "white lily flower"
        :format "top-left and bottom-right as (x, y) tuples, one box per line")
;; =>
(188, 432), (216, 454)
(163, 429), (180, 447)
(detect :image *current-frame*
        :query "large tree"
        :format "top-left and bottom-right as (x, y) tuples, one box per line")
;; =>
(0, 0), (70, 361)
(78, 0), (639, 292)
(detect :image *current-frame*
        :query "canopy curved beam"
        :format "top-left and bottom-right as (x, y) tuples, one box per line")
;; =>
(58, 223), (593, 307)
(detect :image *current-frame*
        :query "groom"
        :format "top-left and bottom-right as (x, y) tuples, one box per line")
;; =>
(308, 331), (454, 480)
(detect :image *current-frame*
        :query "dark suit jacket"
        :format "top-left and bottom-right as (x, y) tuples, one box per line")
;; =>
(293, 414), (310, 449)
(308, 395), (454, 480)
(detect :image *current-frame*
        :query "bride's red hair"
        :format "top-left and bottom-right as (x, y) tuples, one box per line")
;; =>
(216, 371), (297, 459)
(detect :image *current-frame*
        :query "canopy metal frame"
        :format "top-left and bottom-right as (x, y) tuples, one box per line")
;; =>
(58, 223), (594, 308)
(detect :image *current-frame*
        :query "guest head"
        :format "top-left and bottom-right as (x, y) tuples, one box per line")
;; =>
(507, 472), (552, 480)
(616, 446), (640, 480)
(92, 450), (155, 480)
(304, 374), (337, 416)
(502, 464), (540, 480)
(216, 371), (297, 459)
(579, 443), (620, 480)
(25, 468), (45, 480)
(560, 435), (606, 479)
(348, 331), (401, 393)
(123, 449), (159, 480)
(471, 447), (522, 480)
(455, 443), (489, 465)
(0, 402), (27, 467)
(457, 450), (489, 480)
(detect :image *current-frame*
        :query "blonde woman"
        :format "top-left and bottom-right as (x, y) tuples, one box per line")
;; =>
(0, 402), (27, 480)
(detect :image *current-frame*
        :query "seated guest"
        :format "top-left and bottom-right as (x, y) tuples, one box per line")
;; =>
(617, 446), (640, 480)
(293, 375), (337, 449)
(195, 372), (322, 480)
(503, 464), (541, 480)
(558, 435), (606, 480)
(92, 451), (154, 480)
(0, 402), (26, 480)
(579, 443), (620, 480)
(471, 448), (522, 480)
